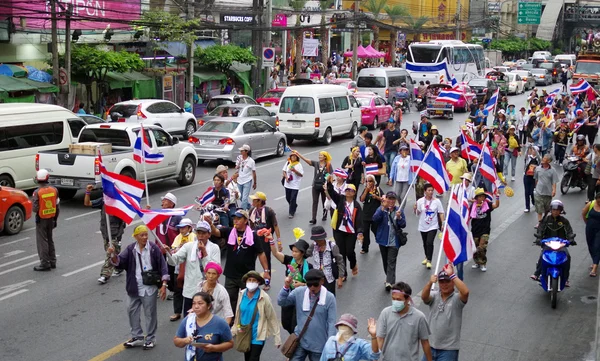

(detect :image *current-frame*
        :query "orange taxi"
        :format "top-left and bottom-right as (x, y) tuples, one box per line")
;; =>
(0, 186), (32, 235)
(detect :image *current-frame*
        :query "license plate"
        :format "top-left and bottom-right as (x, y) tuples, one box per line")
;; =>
(264, 102), (272, 107)
(435, 110), (443, 115)
(201, 139), (217, 145)
(61, 178), (73, 186)
(292, 122), (302, 128)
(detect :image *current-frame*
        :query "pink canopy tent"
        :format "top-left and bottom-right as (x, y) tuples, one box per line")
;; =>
(365, 45), (385, 58)
(343, 45), (371, 58)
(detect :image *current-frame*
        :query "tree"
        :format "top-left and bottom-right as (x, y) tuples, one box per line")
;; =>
(320, 0), (335, 65)
(362, 0), (388, 48)
(290, 0), (307, 75)
(194, 45), (256, 75)
(138, 11), (199, 50)
(403, 15), (430, 41)
(385, 5), (408, 65)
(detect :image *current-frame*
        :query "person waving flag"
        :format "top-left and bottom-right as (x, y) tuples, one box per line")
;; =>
(417, 140), (451, 193)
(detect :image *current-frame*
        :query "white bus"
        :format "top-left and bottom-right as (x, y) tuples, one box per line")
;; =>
(406, 40), (485, 84)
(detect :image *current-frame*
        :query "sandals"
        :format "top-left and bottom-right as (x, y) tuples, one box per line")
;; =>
(169, 314), (181, 322)
(590, 271), (597, 277)
(352, 266), (359, 276)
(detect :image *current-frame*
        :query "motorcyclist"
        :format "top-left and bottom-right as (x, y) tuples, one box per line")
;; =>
(530, 200), (575, 286)
(571, 134), (589, 178)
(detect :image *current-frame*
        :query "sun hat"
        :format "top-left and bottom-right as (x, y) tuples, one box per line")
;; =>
(242, 271), (265, 285)
(289, 239), (310, 256)
(249, 192), (267, 201)
(310, 226), (328, 240)
(335, 314), (358, 333)
(474, 188), (486, 197)
(161, 192), (177, 206)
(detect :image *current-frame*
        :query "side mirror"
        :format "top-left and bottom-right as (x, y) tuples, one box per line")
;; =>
(412, 80), (416, 85)
(270, 112), (276, 116)
(172, 137), (180, 144)
(179, 108), (184, 113)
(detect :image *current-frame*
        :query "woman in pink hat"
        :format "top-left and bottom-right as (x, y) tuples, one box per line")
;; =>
(196, 262), (233, 324)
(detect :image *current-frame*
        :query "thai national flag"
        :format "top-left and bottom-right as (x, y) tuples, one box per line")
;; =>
(480, 143), (498, 186)
(543, 88), (560, 111)
(442, 185), (476, 265)
(197, 187), (216, 207)
(133, 124), (164, 164)
(460, 129), (481, 161)
(98, 152), (145, 224)
(333, 168), (348, 179)
(570, 79), (592, 95)
(409, 139), (424, 172)
(417, 140), (450, 194)
(485, 89), (499, 113)
(435, 86), (462, 104)
(364, 163), (380, 175)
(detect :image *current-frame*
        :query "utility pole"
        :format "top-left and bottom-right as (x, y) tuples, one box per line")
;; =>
(264, 0), (272, 90)
(351, 0), (359, 81)
(50, 0), (59, 90)
(187, 0), (195, 106)
(251, 0), (264, 98)
(455, 0), (461, 40)
(64, 4), (72, 100)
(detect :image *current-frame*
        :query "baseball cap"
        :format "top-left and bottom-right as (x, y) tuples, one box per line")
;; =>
(233, 209), (249, 219)
(195, 220), (211, 232)
(176, 218), (193, 228)
(385, 191), (397, 199)
(345, 184), (357, 192)
(249, 192), (267, 201)
(216, 164), (229, 173)
(449, 147), (460, 153)
(438, 270), (451, 281)
(239, 144), (251, 151)
(161, 192), (177, 206)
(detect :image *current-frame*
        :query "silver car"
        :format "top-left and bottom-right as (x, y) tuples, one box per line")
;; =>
(198, 103), (277, 128)
(511, 70), (536, 91)
(189, 117), (287, 163)
(206, 94), (258, 113)
(530, 69), (552, 86)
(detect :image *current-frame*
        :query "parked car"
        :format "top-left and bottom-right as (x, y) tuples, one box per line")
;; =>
(520, 64), (534, 71)
(206, 94), (258, 114)
(505, 72), (525, 94)
(37, 124), (197, 199)
(468, 78), (499, 103)
(353, 92), (393, 129)
(0, 185), (32, 235)
(256, 88), (286, 114)
(511, 70), (536, 91)
(108, 99), (197, 137)
(197, 104), (277, 128)
(531, 68), (552, 85)
(537, 61), (561, 83)
(493, 66), (512, 73)
(329, 78), (358, 92)
(450, 83), (476, 112)
(188, 118), (286, 163)
(79, 114), (106, 125)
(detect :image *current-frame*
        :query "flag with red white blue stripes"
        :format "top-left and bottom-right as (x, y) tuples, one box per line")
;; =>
(442, 184), (476, 265)
(196, 187), (216, 207)
(417, 140), (450, 194)
(133, 124), (165, 164)
(570, 79), (592, 95)
(364, 163), (380, 175)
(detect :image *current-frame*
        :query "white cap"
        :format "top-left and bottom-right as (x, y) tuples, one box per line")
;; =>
(195, 220), (211, 232)
(161, 192), (177, 206)
(176, 218), (193, 228)
(239, 144), (251, 151)
(449, 147), (460, 153)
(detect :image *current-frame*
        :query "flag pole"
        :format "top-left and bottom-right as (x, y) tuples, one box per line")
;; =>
(432, 183), (456, 290)
(100, 148), (116, 256)
(140, 123), (150, 208)
(398, 141), (434, 210)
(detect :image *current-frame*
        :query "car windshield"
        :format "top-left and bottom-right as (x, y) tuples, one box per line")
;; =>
(279, 97), (315, 114)
(80, 115), (104, 124)
(259, 91), (283, 99)
(79, 129), (131, 147)
(521, 64), (534, 70)
(506, 73), (516, 81)
(207, 99), (231, 112)
(199, 121), (239, 133)
(469, 79), (488, 86)
(208, 106), (242, 117)
(408, 45), (442, 63)
(357, 76), (386, 88)
(355, 97), (372, 106)
(515, 71), (528, 76)
(575, 61), (600, 74)
(531, 69), (545, 74)
(109, 104), (137, 118)
(539, 63), (555, 70)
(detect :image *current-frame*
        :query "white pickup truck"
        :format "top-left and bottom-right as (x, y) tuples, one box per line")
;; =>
(36, 123), (198, 199)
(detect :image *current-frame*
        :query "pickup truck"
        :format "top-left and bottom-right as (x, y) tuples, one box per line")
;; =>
(36, 123), (198, 199)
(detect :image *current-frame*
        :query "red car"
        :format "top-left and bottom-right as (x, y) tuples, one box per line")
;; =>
(0, 186), (32, 235)
(452, 83), (476, 112)
(256, 88), (285, 114)
(354, 92), (393, 129)
(329, 78), (357, 92)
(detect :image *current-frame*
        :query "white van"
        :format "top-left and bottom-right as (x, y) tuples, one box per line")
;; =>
(277, 85), (361, 145)
(356, 67), (415, 103)
(554, 54), (576, 67)
(0, 104), (83, 190)
(532, 51), (552, 61)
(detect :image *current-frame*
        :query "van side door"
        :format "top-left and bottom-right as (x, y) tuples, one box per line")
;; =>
(333, 95), (351, 135)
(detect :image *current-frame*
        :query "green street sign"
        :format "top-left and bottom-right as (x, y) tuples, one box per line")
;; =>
(517, 2), (541, 24)
(518, 2), (541, 10)
(518, 9), (541, 16)
(518, 16), (541, 24)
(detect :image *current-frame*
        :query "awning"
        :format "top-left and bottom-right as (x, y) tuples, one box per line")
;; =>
(230, 62), (253, 96)
(105, 71), (156, 99)
(193, 69), (227, 87)
(15, 77), (58, 93)
(0, 75), (38, 92)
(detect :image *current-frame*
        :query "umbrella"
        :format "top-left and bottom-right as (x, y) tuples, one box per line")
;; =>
(26, 66), (53, 83)
(0, 64), (28, 77)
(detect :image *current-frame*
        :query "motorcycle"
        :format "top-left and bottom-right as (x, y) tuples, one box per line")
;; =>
(534, 237), (573, 309)
(415, 95), (426, 111)
(394, 88), (411, 113)
(193, 199), (228, 250)
(560, 156), (588, 194)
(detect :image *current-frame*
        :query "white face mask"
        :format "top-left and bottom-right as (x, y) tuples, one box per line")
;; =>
(246, 282), (259, 292)
(336, 325), (354, 343)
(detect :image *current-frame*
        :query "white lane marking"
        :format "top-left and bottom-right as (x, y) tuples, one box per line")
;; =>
(0, 255), (38, 268)
(61, 260), (105, 277)
(0, 289), (28, 301)
(273, 186), (312, 201)
(0, 237), (30, 248)
(2, 250), (25, 258)
(65, 210), (100, 221)
(0, 260), (41, 276)
(0, 280), (36, 296)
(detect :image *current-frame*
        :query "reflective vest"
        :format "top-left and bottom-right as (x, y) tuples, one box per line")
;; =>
(38, 186), (57, 219)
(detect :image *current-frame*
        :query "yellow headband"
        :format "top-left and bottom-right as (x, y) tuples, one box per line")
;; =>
(133, 225), (149, 237)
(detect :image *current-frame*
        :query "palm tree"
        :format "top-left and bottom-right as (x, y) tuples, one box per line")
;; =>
(361, 0), (388, 48)
(403, 15), (430, 42)
(319, 0), (334, 65)
(384, 5), (408, 65)
(290, 0), (307, 75)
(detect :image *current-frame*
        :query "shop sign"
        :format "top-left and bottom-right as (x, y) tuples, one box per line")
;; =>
(221, 14), (255, 23)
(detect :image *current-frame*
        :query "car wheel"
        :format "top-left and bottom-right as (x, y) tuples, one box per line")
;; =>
(120, 169), (136, 179)
(177, 156), (196, 186)
(58, 188), (78, 200)
(321, 128), (333, 145)
(0, 174), (15, 188)
(371, 116), (378, 130)
(3, 205), (24, 235)
(348, 122), (358, 138)
(276, 139), (285, 157)
(185, 120), (196, 137)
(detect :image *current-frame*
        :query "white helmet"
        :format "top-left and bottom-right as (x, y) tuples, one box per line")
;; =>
(36, 169), (50, 182)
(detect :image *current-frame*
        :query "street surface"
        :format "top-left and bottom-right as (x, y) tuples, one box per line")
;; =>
(0, 84), (597, 361)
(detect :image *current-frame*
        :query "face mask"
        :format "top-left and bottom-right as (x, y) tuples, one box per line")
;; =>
(392, 300), (406, 313)
(246, 282), (259, 292)
(336, 325), (354, 343)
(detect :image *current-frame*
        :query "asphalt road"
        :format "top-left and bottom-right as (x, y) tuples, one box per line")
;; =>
(0, 83), (597, 361)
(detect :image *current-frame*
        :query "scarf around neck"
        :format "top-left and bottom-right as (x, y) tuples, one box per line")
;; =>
(470, 201), (490, 219)
(227, 225), (254, 246)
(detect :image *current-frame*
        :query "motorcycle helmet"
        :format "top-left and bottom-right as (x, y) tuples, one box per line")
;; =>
(36, 169), (50, 182)
(577, 134), (585, 142)
(550, 199), (564, 212)
(401, 82), (406, 87)
(395, 101), (401, 106)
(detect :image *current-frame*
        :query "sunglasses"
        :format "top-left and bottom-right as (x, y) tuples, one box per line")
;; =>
(367, 180), (374, 183)
(307, 281), (320, 288)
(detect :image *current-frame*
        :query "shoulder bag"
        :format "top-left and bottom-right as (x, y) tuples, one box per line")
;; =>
(234, 298), (259, 352)
(281, 297), (319, 358)
(388, 211), (408, 246)
(328, 340), (354, 361)
(136, 252), (162, 287)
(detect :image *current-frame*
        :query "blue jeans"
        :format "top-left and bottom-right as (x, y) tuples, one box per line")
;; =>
(290, 347), (321, 361)
(422, 348), (459, 361)
(384, 151), (396, 178)
(238, 181), (253, 210)
(504, 150), (517, 177)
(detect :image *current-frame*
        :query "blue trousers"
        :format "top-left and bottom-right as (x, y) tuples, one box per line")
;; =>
(238, 181), (253, 210)
(422, 348), (459, 361)
(384, 151), (396, 178)
(290, 346), (321, 361)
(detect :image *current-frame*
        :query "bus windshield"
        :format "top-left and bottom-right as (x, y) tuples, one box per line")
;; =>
(408, 45), (441, 63)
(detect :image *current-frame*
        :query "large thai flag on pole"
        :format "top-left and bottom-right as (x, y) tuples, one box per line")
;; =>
(417, 140), (451, 193)
(442, 185), (476, 265)
(409, 139), (424, 172)
(98, 152), (145, 224)
(133, 124), (164, 164)
(570, 79), (592, 95)
(460, 129), (481, 161)
(480, 143), (498, 185)
(196, 187), (216, 207)
(485, 89), (499, 113)
(435, 86), (462, 104)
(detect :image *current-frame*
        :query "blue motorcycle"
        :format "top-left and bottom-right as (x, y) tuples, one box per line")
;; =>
(537, 237), (571, 309)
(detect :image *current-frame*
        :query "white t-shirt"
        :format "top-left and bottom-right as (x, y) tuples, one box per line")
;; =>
(416, 197), (444, 232)
(395, 156), (410, 182)
(282, 161), (304, 190)
(236, 156), (256, 185)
